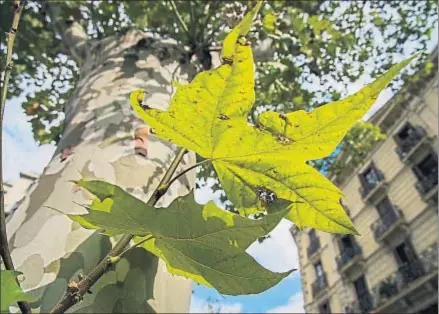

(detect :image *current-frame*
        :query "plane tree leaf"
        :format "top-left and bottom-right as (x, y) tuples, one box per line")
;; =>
(69, 179), (293, 295)
(130, 2), (418, 234)
(0, 270), (35, 312)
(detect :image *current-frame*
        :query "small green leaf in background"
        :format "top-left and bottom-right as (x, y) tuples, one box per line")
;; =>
(262, 12), (277, 32)
(0, 270), (35, 312)
(69, 179), (294, 295)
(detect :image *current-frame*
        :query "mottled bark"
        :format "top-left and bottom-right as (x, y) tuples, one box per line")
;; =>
(6, 28), (200, 313)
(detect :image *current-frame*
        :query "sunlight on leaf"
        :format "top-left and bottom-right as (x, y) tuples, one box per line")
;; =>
(130, 2), (418, 234)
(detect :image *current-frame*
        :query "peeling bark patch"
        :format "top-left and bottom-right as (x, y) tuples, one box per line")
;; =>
(61, 146), (75, 162)
(134, 127), (149, 157)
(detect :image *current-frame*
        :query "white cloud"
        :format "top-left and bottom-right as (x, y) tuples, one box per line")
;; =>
(190, 295), (243, 313)
(247, 219), (299, 273)
(266, 292), (305, 314)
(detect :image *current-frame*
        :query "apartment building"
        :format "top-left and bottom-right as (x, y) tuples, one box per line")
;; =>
(4, 171), (38, 218)
(292, 50), (438, 314)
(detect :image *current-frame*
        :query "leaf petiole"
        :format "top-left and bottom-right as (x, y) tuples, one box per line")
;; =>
(165, 158), (211, 190)
(114, 235), (154, 261)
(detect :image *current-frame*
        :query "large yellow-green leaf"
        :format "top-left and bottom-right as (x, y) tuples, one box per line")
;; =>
(130, 1), (417, 234)
(69, 179), (293, 295)
(0, 270), (35, 312)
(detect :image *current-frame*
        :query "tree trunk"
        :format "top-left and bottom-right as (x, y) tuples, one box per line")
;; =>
(6, 28), (199, 313)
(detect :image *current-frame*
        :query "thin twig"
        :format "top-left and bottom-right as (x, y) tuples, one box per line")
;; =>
(50, 148), (188, 314)
(0, 1), (32, 314)
(189, 1), (196, 41)
(165, 158), (211, 191)
(168, 0), (190, 37)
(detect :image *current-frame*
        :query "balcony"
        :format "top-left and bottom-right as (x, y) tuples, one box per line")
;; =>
(336, 243), (364, 278)
(359, 170), (388, 204)
(370, 205), (408, 245)
(395, 126), (429, 163)
(372, 243), (438, 313)
(307, 238), (321, 263)
(344, 293), (374, 314)
(312, 274), (328, 299)
(416, 174), (438, 204)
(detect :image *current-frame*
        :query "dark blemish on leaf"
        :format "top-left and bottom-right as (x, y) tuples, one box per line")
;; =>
(221, 58), (233, 65)
(255, 123), (265, 131)
(219, 114), (229, 120)
(141, 104), (151, 110)
(294, 124), (299, 128)
(276, 134), (292, 145)
(255, 187), (277, 206)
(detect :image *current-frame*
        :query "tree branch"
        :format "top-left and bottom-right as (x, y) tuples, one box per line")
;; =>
(0, 1), (32, 313)
(168, 0), (190, 37)
(50, 148), (188, 314)
(43, 2), (88, 65)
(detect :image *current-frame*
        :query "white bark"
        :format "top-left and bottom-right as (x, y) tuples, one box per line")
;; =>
(6, 29), (199, 313)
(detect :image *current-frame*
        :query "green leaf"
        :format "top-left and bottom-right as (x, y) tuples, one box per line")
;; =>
(0, 270), (35, 312)
(69, 179), (293, 295)
(130, 5), (418, 234)
(262, 12), (277, 32)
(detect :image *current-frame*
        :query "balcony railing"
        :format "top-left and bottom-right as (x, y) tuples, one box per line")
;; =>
(360, 170), (386, 200)
(395, 127), (426, 160)
(416, 173), (438, 197)
(372, 243), (438, 311)
(307, 238), (321, 259)
(344, 293), (374, 314)
(336, 242), (362, 271)
(370, 205), (406, 241)
(312, 274), (328, 298)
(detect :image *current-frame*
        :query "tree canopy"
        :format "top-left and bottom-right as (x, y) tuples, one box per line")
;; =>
(1, 0), (437, 171)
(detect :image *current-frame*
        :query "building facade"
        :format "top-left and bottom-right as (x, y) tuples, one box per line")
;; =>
(292, 51), (438, 314)
(4, 172), (38, 218)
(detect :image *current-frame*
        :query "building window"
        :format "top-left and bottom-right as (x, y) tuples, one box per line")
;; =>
(315, 261), (324, 278)
(318, 300), (331, 314)
(393, 241), (424, 283)
(412, 153), (438, 190)
(340, 235), (355, 250)
(353, 275), (372, 313)
(359, 163), (384, 197)
(395, 123), (416, 143)
(309, 229), (317, 241)
(375, 196), (397, 221)
(307, 229), (321, 258)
